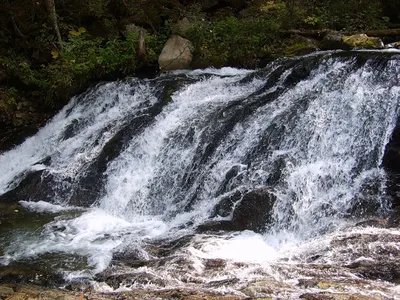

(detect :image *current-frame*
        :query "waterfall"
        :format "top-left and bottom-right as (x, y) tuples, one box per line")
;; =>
(0, 51), (399, 282)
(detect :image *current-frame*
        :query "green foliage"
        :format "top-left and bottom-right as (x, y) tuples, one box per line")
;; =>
(145, 34), (167, 62)
(282, 0), (385, 30)
(43, 29), (138, 101)
(84, 0), (108, 18)
(188, 16), (281, 67)
(0, 88), (17, 122)
(0, 28), (140, 105)
(0, 0), (391, 127)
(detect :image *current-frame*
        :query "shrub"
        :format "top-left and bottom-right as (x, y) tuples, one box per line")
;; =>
(187, 16), (281, 67)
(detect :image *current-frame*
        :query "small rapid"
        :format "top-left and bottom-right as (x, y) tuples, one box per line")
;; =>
(0, 52), (400, 297)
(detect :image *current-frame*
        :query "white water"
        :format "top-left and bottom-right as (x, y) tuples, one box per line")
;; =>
(0, 53), (400, 296)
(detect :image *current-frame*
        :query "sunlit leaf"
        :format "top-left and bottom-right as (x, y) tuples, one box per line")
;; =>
(51, 49), (59, 59)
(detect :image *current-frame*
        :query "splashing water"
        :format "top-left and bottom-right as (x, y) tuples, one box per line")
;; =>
(0, 53), (400, 296)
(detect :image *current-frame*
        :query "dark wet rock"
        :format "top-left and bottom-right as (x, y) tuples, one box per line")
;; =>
(383, 116), (400, 209)
(98, 270), (168, 290)
(0, 265), (65, 287)
(345, 260), (400, 283)
(0, 203), (54, 237)
(231, 188), (275, 232)
(241, 279), (291, 298)
(0, 125), (40, 153)
(211, 190), (244, 218)
(327, 230), (400, 283)
(206, 278), (239, 287)
(300, 293), (375, 300)
(198, 188), (275, 233)
(204, 259), (226, 270)
(388, 207), (400, 227)
(298, 278), (318, 288)
(321, 31), (350, 50)
(197, 220), (238, 232)
(0, 170), (55, 205)
(146, 235), (194, 258)
(355, 218), (389, 228)
(347, 178), (383, 219)
(300, 293), (334, 300)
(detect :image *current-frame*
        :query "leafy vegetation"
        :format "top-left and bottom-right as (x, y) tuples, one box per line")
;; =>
(188, 16), (281, 67)
(0, 0), (397, 128)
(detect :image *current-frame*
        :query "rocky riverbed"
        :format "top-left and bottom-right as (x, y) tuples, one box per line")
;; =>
(1, 218), (399, 299)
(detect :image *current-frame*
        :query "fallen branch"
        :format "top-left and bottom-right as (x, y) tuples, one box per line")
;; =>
(280, 29), (331, 40)
(363, 29), (400, 37)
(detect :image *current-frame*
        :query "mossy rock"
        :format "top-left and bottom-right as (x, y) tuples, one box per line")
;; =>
(284, 36), (320, 56)
(321, 31), (350, 50)
(342, 34), (384, 49)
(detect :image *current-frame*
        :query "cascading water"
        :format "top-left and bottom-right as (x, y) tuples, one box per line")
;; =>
(1, 51), (400, 297)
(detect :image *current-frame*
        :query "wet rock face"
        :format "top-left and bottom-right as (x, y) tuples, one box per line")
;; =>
(383, 117), (400, 209)
(300, 293), (376, 300)
(231, 188), (275, 232)
(328, 229), (400, 283)
(0, 169), (54, 204)
(0, 284), (85, 300)
(198, 188), (276, 233)
(0, 265), (65, 287)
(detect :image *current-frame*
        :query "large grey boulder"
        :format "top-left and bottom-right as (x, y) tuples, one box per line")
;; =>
(158, 35), (193, 72)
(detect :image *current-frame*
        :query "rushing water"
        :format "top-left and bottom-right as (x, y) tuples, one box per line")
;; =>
(1, 51), (400, 297)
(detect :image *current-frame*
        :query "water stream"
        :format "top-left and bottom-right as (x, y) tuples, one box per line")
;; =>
(1, 51), (400, 298)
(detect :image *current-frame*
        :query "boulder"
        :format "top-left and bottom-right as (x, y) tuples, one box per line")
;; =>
(197, 188), (276, 233)
(231, 188), (275, 232)
(158, 35), (193, 72)
(321, 31), (350, 50)
(342, 34), (384, 49)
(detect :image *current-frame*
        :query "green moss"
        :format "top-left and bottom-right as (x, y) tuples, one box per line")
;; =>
(342, 34), (383, 49)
